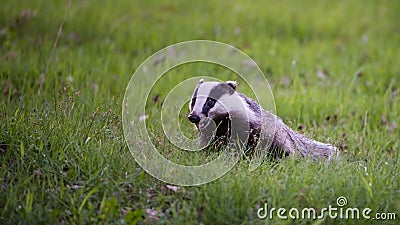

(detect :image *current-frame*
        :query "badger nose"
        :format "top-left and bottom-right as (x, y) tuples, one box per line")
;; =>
(188, 114), (201, 123)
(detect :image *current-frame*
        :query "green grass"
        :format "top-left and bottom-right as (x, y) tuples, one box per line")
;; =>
(1, 0), (399, 224)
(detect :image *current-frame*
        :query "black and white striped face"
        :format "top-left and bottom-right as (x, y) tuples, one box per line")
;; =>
(188, 79), (238, 129)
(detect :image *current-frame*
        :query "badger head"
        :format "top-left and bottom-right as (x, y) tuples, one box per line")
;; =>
(188, 79), (239, 130)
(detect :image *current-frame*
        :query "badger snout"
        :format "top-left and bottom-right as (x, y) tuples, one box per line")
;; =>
(188, 114), (201, 123)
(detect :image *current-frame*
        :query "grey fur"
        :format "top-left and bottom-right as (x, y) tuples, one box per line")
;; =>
(257, 110), (338, 160)
(238, 93), (261, 115)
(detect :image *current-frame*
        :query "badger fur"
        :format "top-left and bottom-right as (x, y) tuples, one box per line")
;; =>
(188, 79), (338, 160)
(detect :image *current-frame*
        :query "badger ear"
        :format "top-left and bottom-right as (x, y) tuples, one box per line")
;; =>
(225, 81), (237, 90)
(199, 79), (204, 84)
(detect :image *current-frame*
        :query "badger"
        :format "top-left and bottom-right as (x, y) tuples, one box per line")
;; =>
(188, 79), (338, 160)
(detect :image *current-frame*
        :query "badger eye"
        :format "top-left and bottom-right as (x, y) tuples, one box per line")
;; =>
(206, 99), (214, 107)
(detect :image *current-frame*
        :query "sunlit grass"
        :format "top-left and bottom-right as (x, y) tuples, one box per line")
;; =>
(1, 0), (399, 224)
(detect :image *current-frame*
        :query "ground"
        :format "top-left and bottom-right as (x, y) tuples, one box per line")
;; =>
(0, 0), (399, 224)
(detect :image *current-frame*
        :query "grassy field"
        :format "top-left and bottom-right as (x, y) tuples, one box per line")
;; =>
(1, 0), (399, 224)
